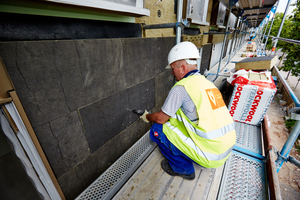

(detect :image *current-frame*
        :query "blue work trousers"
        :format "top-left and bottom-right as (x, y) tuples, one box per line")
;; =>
(149, 123), (195, 175)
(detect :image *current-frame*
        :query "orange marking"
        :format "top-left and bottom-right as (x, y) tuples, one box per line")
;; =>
(205, 88), (225, 110)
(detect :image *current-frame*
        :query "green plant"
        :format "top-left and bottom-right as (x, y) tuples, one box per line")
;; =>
(285, 118), (296, 132)
(296, 144), (300, 154)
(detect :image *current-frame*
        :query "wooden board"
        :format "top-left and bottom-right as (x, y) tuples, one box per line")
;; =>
(0, 57), (14, 99)
(206, 0), (213, 24)
(235, 56), (278, 71)
(267, 150), (282, 200)
(113, 147), (218, 200)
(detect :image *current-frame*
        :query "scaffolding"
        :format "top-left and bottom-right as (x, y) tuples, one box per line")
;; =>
(76, 0), (300, 199)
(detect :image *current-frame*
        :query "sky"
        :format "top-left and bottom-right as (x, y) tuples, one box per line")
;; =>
(276, 0), (297, 15)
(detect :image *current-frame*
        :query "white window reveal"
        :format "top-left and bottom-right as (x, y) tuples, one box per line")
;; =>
(228, 12), (237, 29)
(0, 112), (51, 200)
(216, 2), (227, 28)
(185, 0), (209, 26)
(2, 102), (61, 200)
(46, 0), (150, 16)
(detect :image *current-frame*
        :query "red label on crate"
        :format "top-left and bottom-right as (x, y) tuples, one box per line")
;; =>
(229, 85), (243, 116)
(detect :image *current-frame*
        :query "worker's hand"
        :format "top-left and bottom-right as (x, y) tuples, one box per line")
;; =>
(140, 110), (149, 123)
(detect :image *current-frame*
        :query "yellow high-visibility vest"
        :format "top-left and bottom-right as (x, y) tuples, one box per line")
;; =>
(163, 75), (236, 168)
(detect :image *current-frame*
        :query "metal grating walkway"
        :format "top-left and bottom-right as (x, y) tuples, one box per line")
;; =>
(217, 150), (267, 199)
(75, 131), (156, 200)
(234, 121), (264, 159)
(217, 121), (267, 199)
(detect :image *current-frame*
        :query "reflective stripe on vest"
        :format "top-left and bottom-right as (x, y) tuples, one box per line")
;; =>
(173, 113), (235, 140)
(165, 122), (234, 161)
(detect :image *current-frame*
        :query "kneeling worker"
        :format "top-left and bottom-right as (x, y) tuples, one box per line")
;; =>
(140, 41), (236, 180)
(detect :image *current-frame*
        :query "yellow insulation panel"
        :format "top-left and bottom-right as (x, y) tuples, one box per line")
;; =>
(136, 0), (176, 37)
(135, 0), (214, 44)
(211, 34), (225, 44)
(201, 0), (213, 45)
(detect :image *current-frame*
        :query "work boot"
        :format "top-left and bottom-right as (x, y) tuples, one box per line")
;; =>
(161, 159), (195, 180)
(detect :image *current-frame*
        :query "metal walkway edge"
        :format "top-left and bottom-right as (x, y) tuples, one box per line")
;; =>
(75, 131), (156, 200)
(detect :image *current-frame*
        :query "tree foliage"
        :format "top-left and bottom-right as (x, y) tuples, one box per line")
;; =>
(263, 0), (300, 76)
(279, 0), (300, 76)
(264, 13), (293, 51)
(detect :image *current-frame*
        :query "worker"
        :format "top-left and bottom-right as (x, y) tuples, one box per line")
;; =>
(140, 41), (236, 180)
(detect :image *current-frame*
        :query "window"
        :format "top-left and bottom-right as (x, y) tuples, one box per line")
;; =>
(216, 2), (226, 27)
(46, 0), (150, 16)
(185, 0), (210, 26)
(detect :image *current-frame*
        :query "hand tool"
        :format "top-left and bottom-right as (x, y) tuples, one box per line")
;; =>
(127, 109), (144, 116)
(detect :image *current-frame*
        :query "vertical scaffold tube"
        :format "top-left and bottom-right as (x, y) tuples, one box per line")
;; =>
(271, 0), (292, 55)
(263, 2), (279, 52)
(214, 0), (234, 81)
(176, 0), (183, 44)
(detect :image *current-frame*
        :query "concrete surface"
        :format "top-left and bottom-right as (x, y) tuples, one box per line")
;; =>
(280, 183), (300, 200)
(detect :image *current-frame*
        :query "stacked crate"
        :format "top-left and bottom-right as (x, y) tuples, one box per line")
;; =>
(246, 43), (257, 52)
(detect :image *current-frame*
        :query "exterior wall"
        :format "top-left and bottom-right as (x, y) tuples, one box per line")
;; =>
(0, 12), (141, 41)
(200, 43), (213, 74)
(210, 42), (223, 69)
(226, 39), (232, 56)
(0, 21), (175, 199)
(230, 38), (236, 55)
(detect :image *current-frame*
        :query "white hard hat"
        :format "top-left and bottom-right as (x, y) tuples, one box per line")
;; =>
(166, 41), (200, 69)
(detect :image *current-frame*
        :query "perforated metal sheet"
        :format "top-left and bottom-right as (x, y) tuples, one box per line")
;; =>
(75, 131), (156, 200)
(217, 150), (267, 200)
(234, 121), (262, 155)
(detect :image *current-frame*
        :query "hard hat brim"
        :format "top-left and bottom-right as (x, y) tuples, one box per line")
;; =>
(165, 58), (199, 69)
